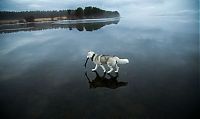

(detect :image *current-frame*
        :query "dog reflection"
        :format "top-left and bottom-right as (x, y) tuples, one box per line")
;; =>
(85, 71), (128, 89)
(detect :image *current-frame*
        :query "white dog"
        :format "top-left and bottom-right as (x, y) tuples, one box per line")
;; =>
(85, 51), (129, 73)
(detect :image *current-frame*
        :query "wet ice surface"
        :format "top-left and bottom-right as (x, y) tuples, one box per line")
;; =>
(0, 17), (199, 119)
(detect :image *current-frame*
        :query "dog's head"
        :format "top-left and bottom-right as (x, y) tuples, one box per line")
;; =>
(87, 51), (95, 58)
(85, 51), (95, 68)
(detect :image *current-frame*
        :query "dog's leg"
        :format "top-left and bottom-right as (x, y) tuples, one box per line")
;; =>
(115, 64), (119, 72)
(100, 65), (106, 72)
(107, 65), (113, 73)
(92, 64), (98, 71)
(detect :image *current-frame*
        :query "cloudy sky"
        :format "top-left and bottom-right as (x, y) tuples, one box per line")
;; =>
(0, 0), (199, 17)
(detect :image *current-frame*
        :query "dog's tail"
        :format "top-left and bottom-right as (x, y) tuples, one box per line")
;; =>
(115, 57), (129, 64)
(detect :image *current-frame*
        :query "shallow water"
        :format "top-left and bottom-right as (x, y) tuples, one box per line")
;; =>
(0, 17), (199, 119)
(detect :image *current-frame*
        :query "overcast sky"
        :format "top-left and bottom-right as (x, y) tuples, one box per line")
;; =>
(0, 0), (199, 17)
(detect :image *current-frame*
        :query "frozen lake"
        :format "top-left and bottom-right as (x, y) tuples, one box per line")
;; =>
(0, 16), (198, 119)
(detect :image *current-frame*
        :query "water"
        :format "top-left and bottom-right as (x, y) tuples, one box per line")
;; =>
(0, 17), (199, 119)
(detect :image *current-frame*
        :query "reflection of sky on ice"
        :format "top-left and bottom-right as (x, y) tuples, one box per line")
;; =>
(0, 21), (198, 118)
(0, 16), (198, 81)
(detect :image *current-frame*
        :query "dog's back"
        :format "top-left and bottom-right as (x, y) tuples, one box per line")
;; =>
(100, 55), (111, 64)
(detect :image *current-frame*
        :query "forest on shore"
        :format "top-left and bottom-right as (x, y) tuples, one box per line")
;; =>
(0, 6), (120, 24)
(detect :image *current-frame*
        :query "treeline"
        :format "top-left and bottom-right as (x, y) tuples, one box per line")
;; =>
(0, 10), (69, 21)
(0, 6), (120, 22)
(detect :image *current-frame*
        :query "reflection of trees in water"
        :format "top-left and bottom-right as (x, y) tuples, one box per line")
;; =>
(0, 19), (119, 33)
(83, 23), (104, 31)
(27, 23), (36, 27)
(76, 24), (84, 31)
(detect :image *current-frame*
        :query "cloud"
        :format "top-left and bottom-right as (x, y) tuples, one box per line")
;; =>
(155, 9), (199, 16)
(28, 4), (42, 9)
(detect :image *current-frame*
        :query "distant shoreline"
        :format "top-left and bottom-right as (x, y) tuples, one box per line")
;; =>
(0, 18), (56, 25)
(0, 17), (120, 26)
(0, 6), (120, 25)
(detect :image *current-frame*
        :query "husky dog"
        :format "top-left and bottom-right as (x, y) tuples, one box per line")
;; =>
(85, 51), (129, 73)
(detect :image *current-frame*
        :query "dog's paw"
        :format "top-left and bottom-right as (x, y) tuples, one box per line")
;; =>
(92, 69), (96, 71)
(115, 70), (118, 73)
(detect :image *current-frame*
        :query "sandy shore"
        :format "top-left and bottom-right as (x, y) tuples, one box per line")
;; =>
(0, 17), (68, 25)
